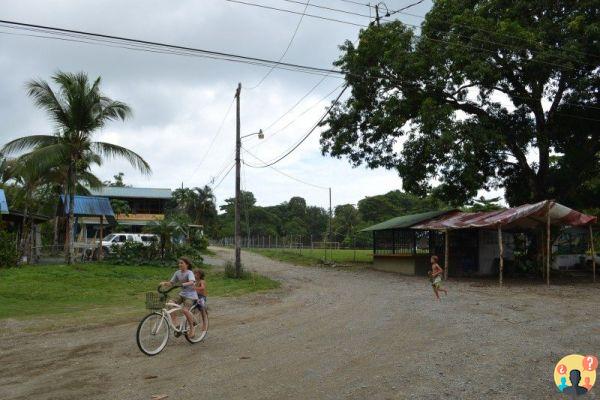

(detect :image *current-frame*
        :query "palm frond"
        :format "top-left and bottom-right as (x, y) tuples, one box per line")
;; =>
(1, 135), (58, 155)
(26, 78), (69, 127)
(91, 141), (151, 175)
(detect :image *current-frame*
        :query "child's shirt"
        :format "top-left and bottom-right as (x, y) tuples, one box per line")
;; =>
(170, 270), (198, 299)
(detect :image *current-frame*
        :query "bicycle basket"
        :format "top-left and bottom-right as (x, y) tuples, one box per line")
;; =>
(145, 292), (166, 310)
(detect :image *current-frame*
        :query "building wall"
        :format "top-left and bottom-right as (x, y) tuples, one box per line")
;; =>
(371, 255), (430, 276)
(478, 230), (515, 275)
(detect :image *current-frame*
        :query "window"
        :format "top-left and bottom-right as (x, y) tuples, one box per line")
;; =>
(117, 235), (127, 243)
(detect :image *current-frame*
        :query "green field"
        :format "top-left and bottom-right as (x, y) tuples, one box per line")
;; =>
(0, 263), (279, 319)
(249, 248), (373, 266)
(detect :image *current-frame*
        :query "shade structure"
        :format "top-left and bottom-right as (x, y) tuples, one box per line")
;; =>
(60, 195), (116, 224)
(361, 210), (456, 231)
(412, 200), (596, 231)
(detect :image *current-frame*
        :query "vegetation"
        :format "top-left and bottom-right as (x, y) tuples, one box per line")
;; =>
(0, 228), (19, 268)
(320, 0), (599, 210)
(1, 71), (151, 264)
(250, 248), (373, 266)
(0, 263), (280, 319)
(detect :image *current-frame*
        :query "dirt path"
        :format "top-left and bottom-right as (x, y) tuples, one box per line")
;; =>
(1, 247), (598, 399)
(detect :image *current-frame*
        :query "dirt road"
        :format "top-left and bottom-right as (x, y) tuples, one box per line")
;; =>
(1, 248), (598, 399)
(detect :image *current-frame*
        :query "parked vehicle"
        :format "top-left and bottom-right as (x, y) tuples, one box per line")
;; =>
(551, 253), (600, 270)
(101, 233), (159, 254)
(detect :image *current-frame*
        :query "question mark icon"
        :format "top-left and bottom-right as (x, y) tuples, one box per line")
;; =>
(557, 364), (567, 374)
(582, 355), (598, 371)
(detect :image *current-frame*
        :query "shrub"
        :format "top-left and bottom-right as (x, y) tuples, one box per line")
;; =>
(224, 260), (251, 279)
(0, 229), (19, 268)
(104, 241), (204, 267)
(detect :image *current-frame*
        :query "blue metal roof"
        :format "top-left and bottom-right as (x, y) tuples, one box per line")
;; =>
(88, 186), (172, 199)
(0, 189), (8, 214)
(60, 195), (116, 224)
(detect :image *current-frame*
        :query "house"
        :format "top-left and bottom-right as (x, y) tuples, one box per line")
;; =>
(362, 200), (597, 284)
(86, 186), (172, 233)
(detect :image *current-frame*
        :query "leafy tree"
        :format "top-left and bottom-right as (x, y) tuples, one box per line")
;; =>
(104, 172), (129, 187)
(332, 204), (361, 244)
(110, 199), (131, 216)
(321, 1), (600, 207)
(1, 71), (151, 264)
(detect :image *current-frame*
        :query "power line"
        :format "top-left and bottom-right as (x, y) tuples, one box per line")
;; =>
(247, 84), (348, 168)
(186, 96), (236, 181)
(247, 0), (311, 90)
(0, 19), (344, 77)
(225, 0), (365, 27)
(242, 147), (329, 189)
(213, 162), (236, 190)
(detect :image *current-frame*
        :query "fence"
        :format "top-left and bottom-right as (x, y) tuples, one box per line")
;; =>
(211, 236), (373, 263)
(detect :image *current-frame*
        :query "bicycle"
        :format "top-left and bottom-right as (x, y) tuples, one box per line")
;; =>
(136, 284), (209, 356)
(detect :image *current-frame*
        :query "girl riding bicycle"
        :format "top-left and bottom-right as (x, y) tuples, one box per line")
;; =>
(160, 256), (197, 338)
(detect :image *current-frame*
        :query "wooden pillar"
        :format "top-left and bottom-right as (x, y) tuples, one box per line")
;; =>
(540, 229), (545, 280)
(444, 230), (449, 279)
(498, 225), (504, 286)
(98, 215), (104, 261)
(546, 210), (551, 286)
(590, 225), (596, 283)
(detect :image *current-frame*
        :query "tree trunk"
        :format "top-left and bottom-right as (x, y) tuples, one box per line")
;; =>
(65, 163), (77, 265)
(19, 202), (29, 263)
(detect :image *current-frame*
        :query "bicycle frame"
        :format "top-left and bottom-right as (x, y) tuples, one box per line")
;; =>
(153, 301), (190, 334)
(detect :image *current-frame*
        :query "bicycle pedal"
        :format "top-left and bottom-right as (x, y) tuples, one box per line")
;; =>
(174, 331), (182, 338)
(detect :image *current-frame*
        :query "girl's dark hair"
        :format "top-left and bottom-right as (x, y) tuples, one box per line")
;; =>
(193, 268), (205, 279)
(431, 255), (439, 262)
(179, 256), (193, 268)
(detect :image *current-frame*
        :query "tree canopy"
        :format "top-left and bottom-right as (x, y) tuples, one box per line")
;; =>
(321, 0), (599, 209)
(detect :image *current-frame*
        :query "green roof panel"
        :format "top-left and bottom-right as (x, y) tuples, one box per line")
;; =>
(361, 210), (455, 232)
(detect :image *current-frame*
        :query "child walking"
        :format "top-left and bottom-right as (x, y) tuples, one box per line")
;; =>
(429, 255), (448, 300)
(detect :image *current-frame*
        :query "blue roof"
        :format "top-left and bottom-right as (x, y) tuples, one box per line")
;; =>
(60, 195), (116, 224)
(88, 186), (172, 199)
(0, 189), (8, 214)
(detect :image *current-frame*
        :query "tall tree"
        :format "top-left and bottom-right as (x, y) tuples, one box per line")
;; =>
(321, 1), (599, 207)
(2, 71), (151, 264)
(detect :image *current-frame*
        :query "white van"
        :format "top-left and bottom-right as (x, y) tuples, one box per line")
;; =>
(101, 233), (159, 253)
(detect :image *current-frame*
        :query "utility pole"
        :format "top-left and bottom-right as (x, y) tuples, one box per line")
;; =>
(374, 3), (380, 26)
(328, 187), (332, 242)
(235, 83), (242, 277)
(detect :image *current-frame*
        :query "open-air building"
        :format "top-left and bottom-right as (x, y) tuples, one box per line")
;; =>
(363, 200), (597, 285)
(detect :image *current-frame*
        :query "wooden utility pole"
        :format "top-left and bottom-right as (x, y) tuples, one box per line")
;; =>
(498, 224), (504, 286)
(590, 225), (596, 283)
(374, 3), (380, 26)
(444, 230), (449, 280)
(328, 187), (332, 243)
(235, 83), (242, 277)
(546, 203), (551, 286)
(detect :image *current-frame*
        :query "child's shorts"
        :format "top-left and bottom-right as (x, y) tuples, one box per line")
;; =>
(197, 295), (207, 309)
(432, 275), (442, 288)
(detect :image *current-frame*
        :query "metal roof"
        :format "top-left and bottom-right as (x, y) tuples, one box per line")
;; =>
(0, 189), (8, 214)
(60, 195), (116, 224)
(412, 200), (597, 230)
(89, 186), (172, 199)
(361, 210), (456, 232)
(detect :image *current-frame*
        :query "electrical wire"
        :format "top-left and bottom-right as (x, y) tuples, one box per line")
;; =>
(247, 84), (348, 168)
(0, 19), (343, 77)
(212, 162), (236, 190)
(246, 0), (311, 90)
(242, 147), (329, 190)
(186, 96), (236, 181)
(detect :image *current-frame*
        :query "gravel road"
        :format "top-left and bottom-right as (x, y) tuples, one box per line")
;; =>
(1, 247), (598, 399)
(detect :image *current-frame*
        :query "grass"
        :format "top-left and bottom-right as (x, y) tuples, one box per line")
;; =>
(249, 248), (373, 266)
(0, 263), (279, 320)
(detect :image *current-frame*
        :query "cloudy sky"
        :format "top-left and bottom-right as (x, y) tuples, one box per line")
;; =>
(0, 0), (436, 210)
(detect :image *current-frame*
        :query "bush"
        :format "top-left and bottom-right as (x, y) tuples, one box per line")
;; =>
(0, 229), (19, 268)
(104, 241), (204, 267)
(224, 260), (251, 279)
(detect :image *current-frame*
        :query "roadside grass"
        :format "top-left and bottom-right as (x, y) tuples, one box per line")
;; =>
(0, 263), (279, 320)
(249, 248), (373, 266)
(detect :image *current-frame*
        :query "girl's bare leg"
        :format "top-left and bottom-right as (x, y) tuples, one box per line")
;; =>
(182, 308), (195, 336)
(433, 287), (440, 300)
(200, 309), (208, 331)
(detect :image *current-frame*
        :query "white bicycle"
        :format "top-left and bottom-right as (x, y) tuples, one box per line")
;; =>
(136, 284), (209, 356)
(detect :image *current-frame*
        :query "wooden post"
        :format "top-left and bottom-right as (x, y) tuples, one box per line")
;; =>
(498, 225), (504, 286)
(540, 229), (545, 280)
(444, 230), (449, 280)
(590, 225), (596, 283)
(98, 215), (104, 261)
(546, 209), (551, 286)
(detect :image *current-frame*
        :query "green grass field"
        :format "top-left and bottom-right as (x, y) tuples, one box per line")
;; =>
(249, 248), (373, 266)
(0, 263), (279, 319)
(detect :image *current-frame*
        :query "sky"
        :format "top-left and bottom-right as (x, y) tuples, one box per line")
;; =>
(0, 0), (443, 210)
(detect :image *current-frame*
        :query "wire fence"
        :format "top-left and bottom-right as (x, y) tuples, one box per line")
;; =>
(211, 236), (373, 263)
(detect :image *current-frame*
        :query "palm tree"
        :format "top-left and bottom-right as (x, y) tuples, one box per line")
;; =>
(1, 71), (151, 264)
(145, 217), (180, 260)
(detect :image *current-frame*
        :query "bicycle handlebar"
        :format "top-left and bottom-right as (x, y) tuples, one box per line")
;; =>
(157, 283), (182, 294)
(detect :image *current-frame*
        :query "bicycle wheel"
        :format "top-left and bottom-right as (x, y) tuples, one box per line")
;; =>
(136, 312), (169, 356)
(184, 307), (209, 344)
